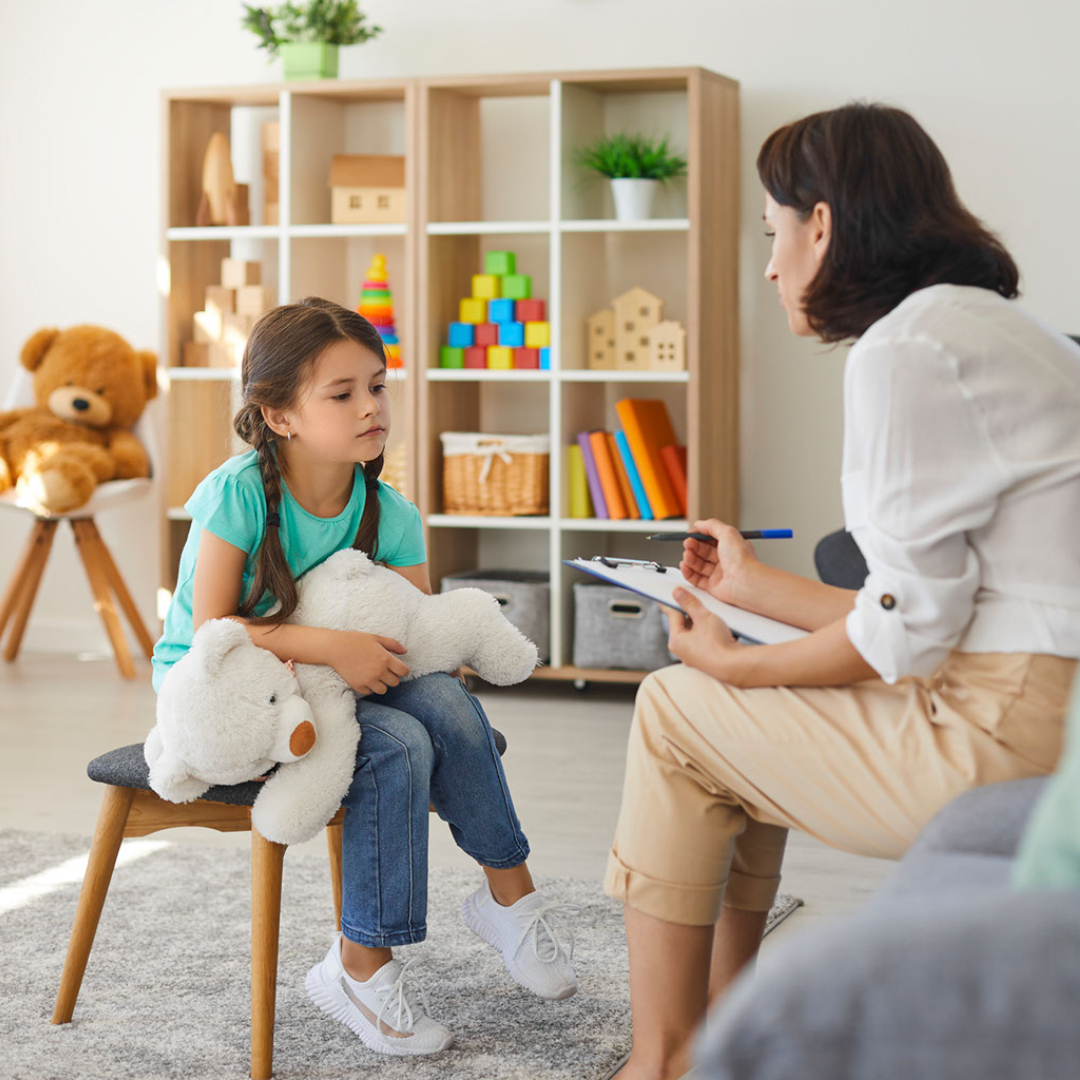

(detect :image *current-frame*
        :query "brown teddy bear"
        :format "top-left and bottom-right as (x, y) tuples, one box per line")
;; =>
(0, 325), (158, 515)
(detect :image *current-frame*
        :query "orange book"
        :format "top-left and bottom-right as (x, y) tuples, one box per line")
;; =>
(615, 399), (681, 519)
(607, 431), (640, 519)
(660, 445), (688, 516)
(589, 431), (628, 519)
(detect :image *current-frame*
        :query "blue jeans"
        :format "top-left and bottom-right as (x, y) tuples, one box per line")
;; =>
(339, 673), (530, 947)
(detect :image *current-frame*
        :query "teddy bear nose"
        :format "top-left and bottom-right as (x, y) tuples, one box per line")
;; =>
(72, 398), (90, 411)
(289, 720), (316, 757)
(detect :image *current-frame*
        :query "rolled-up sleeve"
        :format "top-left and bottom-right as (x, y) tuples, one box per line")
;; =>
(842, 335), (1004, 683)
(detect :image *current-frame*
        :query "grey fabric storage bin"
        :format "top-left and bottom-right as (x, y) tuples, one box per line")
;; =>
(440, 570), (550, 663)
(572, 582), (676, 671)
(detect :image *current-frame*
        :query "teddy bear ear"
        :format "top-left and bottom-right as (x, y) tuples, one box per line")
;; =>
(20, 328), (60, 372)
(137, 350), (159, 401)
(189, 617), (252, 676)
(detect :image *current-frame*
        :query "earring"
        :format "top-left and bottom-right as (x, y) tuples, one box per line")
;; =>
(286, 429), (291, 441)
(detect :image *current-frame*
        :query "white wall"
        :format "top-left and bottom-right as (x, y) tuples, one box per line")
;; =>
(1, 0), (1077, 655)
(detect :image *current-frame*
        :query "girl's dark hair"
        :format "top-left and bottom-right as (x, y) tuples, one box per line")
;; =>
(233, 296), (388, 624)
(756, 102), (1020, 342)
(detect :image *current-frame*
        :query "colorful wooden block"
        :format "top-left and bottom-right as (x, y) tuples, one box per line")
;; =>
(459, 298), (487, 324)
(513, 347), (540, 369)
(471, 274), (501, 300)
(515, 298), (546, 323)
(540, 347), (551, 370)
(474, 322), (499, 347)
(487, 298), (515, 324)
(524, 321), (550, 348)
(485, 250), (516, 276)
(501, 274), (531, 300)
(487, 346), (513, 370)
(440, 345), (465, 369)
(498, 321), (525, 347)
(464, 346), (488, 368)
(448, 322), (474, 347)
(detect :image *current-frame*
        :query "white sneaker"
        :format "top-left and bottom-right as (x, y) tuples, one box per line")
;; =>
(462, 881), (579, 1000)
(305, 935), (454, 1056)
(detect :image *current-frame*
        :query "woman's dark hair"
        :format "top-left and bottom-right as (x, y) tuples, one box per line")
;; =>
(756, 102), (1019, 342)
(233, 296), (388, 624)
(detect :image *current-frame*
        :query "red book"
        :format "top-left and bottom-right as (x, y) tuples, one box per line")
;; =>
(660, 445), (688, 516)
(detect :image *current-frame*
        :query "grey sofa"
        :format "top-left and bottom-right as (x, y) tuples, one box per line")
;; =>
(695, 528), (1080, 1079)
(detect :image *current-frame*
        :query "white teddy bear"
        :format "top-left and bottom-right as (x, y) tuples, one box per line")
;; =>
(147, 550), (538, 845)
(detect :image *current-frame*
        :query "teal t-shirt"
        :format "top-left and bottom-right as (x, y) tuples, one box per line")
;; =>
(151, 450), (426, 692)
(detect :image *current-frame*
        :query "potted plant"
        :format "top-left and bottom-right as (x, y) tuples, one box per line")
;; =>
(242, 1), (382, 81)
(574, 133), (688, 222)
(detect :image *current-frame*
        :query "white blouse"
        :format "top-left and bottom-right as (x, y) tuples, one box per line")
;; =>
(842, 284), (1080, 684)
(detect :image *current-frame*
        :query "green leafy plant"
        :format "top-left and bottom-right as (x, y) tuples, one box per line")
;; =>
(241, 1), (382, 56)
(574, 133), (688, 182)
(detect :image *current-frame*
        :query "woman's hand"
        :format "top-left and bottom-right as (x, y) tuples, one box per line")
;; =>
(662, 588), (744, 682)
(326, 630), (410, 696)
(679, 519), (760, 608)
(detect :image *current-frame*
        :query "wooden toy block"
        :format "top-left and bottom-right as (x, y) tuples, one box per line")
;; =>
(193, 309), (223, 344)
(498, 321), (525, 348)
(207, 341), (239, 369)
(487, 298), (515, 323)
(487, 346), (513, 370)
(474, 322), (499, 347)
(223, 313), (257, 349)
(464, 346), (488, 369)
(183, 341), (210, 367)
(501, 274), (531, 300)
(646, 320), (688, 371)
(540, 347), (551, 370)
(513, 347), (540, 369)
(236, 285), (272, 316)
(524, 321), (550, 348)
(448, 322), (474, 348)
(613, 286), (663, 371)
(204, 286), (236, 317)
(221, 258), (261, 288)
(471, 274), (501, 300)
(515, 298), (545, 323)
(459, 298), (487, 324)
(440, 346), (465, 369)
(484, 250), (516, 276)
(586, 309), (616, 370)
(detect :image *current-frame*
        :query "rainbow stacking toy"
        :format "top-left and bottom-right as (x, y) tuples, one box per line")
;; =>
(358, 253), (403, 368)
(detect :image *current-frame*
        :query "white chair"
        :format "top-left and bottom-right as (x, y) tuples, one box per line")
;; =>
(0, 366), (158, 678)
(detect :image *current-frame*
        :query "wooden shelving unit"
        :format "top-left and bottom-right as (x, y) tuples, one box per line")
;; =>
(159, 68), (739, 685)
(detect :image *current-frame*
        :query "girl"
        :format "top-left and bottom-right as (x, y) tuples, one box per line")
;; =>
(605, 103), (1080, 1080)
(152, 297), (577, 1056)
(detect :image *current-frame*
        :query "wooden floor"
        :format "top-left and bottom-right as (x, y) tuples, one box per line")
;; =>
(1, 651), (894, 947)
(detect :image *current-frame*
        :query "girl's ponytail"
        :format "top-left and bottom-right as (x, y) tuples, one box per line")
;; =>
(354, 451), (384, 563)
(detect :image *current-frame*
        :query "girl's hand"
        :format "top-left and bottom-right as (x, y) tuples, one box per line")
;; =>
(679, 518), (760, 608)
(662, 588), (743, 682)
(327, 630), (410, 696)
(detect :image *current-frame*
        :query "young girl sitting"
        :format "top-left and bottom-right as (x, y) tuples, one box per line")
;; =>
(151, 297), (577, 1055)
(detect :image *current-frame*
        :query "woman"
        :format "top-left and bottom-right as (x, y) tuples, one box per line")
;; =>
(605, 103), (1080, 1080)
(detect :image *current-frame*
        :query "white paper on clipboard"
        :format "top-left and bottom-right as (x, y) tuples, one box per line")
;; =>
(564, 558), (809, 646)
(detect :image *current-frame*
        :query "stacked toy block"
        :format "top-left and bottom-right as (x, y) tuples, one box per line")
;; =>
(184, 258), (274, 368)
(357, 253), (403, 368)
(439, 251), (551, 372)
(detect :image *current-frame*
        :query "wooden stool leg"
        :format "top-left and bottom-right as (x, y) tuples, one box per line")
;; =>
(72, 519), (135, 679)
(85, 520), (155, 659)
(3, 519), (57, 661)
(0, 520), (47, 639)
(52, 785), (136, 1024)
(326, 823), (344, 933)
(251, 826), (286, 1080)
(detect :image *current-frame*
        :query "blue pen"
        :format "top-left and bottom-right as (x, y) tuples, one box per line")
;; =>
(648, 529), (794, 542)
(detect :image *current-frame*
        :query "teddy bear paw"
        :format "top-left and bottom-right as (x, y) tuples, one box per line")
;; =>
(17, 468), (90, 514)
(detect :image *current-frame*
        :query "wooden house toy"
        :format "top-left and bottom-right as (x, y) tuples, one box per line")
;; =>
(646, 320), (687, 371)
(613, 286), (663, 371)
(586, 309), (616, 370)
(329, 155), (406, 225)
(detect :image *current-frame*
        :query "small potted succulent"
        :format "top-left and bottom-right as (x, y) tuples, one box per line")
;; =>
(574, 133), (688, 221)
(242, 1), (382, 81)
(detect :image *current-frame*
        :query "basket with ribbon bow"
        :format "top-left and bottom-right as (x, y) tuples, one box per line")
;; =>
(440, 432), (550, 516)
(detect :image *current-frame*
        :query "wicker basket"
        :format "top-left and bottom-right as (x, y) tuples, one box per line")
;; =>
(441, 432), (550, 516)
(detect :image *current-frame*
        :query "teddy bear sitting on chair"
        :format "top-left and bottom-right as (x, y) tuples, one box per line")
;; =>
(148, 549), (539, 846)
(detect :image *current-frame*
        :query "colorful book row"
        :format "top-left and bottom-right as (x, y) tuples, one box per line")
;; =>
(567, 399), (688, 521)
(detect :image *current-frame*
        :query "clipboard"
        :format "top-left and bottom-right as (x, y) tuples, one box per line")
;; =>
(564, 557), (808, 646)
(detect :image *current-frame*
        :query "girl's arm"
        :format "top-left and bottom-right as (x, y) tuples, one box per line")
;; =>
(386, 561), (433, 595)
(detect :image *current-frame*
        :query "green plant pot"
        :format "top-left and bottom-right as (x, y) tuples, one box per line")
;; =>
(281, 42), (339, 80)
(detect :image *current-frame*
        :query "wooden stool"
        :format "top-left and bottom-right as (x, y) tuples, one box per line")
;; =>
(0, 515), (154, 679)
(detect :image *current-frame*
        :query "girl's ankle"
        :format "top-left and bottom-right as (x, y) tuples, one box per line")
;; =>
(340, 939), (393, 983)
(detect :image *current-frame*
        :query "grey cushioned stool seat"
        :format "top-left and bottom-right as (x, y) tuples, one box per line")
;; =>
(87, 729), (509, 805)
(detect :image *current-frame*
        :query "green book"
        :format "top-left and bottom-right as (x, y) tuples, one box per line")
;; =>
(567, 444), (592, 518)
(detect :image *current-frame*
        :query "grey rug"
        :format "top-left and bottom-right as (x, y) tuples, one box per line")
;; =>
(0, 829), (801, 1080)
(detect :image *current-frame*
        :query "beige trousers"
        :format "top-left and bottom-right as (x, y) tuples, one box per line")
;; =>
(603, 652), (1077, 926)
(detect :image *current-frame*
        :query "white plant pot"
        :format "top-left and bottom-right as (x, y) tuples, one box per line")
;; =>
(610, 178), (659, 222)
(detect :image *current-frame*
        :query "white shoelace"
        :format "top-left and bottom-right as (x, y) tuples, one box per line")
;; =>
(512, 902), (581, 964)
(375, 957), (432, 1034)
